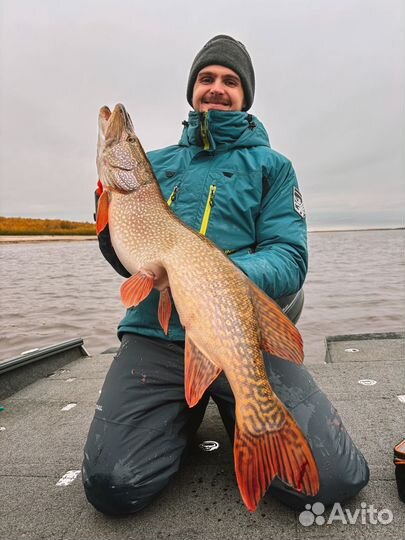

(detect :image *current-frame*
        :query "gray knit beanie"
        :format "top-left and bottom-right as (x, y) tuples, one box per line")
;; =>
(187, 35), (255, 111)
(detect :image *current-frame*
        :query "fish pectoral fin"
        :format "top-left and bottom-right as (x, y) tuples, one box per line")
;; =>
(96, 190), (109, 235)
(248, 281), (304, 364)
(185, 336), (222, 408)
(158, 288), (172, 335)
(234, 407), (320, 512)
(120, 271), (155, 308)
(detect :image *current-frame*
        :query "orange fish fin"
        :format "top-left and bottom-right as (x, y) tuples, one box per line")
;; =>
(184, 336), (222, 407)
(96, 190), (109, 235)
(234, 409), (320, 512)
(247, 281), (304, 364)
(120, 272), (154, 308)
(158, 288), (172, 335)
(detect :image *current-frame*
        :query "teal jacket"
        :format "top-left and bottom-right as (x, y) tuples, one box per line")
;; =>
(99, 110), (308, 341)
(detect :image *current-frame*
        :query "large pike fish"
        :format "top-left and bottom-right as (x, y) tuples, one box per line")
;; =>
(96, 103), (320, 511)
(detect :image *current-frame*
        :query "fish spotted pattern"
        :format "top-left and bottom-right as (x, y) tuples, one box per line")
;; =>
(95, 103), (320, 512)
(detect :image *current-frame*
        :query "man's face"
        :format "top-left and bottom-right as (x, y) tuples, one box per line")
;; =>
(192, 65), (245, 112)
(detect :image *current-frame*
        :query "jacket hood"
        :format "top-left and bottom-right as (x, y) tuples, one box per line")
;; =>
(179, 110), (271, 151)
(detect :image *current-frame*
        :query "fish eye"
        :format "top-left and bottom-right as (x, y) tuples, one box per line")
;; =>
(127, 135), (137, 143)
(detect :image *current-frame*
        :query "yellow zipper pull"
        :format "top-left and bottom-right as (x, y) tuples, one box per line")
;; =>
(200, 185), (217, 235)
(167, 185), (179, 207)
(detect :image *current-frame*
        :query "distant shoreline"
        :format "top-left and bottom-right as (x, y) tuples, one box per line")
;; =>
(0, 227), (402, 245)
(0, 216), (96, 237)
(308, 227), (404, 233)
(0, 235), (97, 244)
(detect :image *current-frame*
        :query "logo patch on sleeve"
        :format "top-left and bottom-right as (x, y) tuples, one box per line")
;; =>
(293, 187), (306, 219)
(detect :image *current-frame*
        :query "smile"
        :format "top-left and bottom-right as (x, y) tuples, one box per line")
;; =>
(202, 101), (230, 107)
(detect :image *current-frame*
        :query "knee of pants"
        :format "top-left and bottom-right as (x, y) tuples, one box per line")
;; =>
(81, 459), (164, 516)
(268, 457), (370, 512)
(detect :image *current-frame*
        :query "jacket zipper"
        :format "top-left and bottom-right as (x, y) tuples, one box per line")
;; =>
(201, 112), (210, 151)
(200, 184), (217, 235)
(167, 185), (180, 207)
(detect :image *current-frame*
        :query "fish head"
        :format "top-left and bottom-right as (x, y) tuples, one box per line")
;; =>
(97, 103), (151, 193)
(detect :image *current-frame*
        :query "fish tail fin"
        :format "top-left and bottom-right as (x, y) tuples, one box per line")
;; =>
(96, 190), (109, 235)
(247, 281), (303, 364)
(234, 410), (320, 512)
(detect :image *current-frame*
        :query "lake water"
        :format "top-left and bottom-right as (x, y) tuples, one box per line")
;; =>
(1, 229), (404, 364)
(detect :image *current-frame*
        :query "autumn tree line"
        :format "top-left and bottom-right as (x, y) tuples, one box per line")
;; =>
(0, 216), (96, 235)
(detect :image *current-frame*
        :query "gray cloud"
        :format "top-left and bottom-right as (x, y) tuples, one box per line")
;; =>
(1, 0), (404, 229)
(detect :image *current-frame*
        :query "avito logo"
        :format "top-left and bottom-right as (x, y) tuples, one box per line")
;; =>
(298, 502), (393, 526)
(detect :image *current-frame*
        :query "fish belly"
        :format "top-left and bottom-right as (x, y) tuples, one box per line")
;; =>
(108, 195), (161, 275)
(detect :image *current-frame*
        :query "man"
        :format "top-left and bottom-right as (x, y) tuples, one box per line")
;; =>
(82, 35), (369, 515)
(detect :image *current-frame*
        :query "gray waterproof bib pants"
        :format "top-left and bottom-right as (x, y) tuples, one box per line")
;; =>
(82, 333), (369, 515)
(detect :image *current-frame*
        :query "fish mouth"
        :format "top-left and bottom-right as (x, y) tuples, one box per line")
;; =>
(96, 103), (137, 186)
(99, 104), (136, 145)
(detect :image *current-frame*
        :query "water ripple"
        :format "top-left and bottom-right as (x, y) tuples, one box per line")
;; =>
(1, 230), (404, 362)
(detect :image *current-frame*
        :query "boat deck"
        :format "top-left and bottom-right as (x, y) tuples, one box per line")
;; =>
(0, 333), (404, 539)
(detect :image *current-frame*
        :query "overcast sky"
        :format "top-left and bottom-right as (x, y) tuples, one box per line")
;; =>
(1, 0), (404, 230)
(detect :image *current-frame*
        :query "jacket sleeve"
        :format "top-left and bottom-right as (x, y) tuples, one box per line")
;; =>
(229, 159), (308, 299)
(94, 191), (131, 278)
